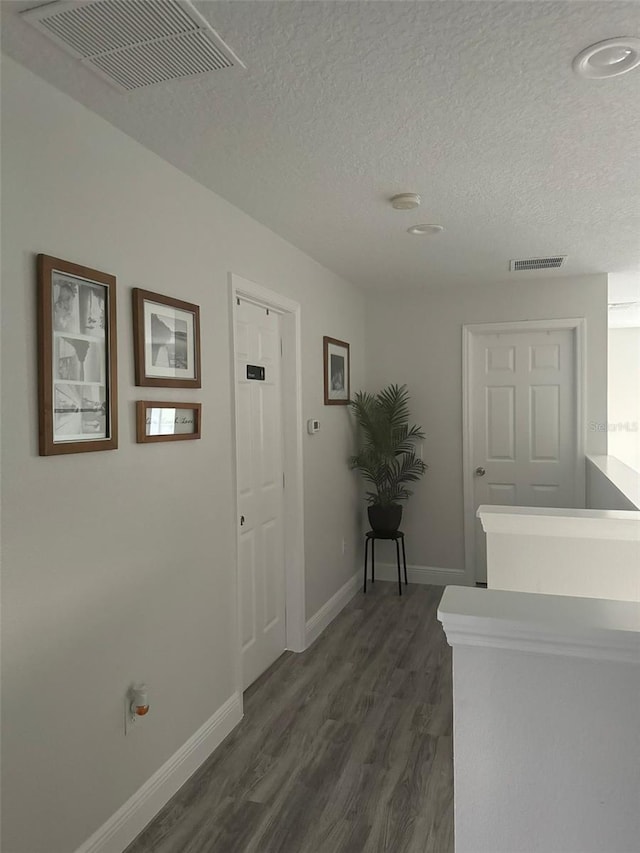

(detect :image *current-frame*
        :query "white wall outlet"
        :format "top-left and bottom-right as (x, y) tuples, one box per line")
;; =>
(124, 697), (149, 735)
(124, 684), (149, 735)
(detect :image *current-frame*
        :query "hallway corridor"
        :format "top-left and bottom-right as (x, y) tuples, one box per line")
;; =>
(126, 583), (453, 853)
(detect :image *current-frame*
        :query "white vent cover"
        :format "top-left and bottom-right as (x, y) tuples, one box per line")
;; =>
(21, 0), (245, 91)
(509, 256), (567, 272)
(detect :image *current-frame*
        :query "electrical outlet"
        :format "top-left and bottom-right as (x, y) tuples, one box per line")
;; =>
(124, 694), (148, 735)
(125, 683), (150, 735)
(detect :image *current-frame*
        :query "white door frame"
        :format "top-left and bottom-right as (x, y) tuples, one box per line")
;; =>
(462, 318), (587, 585)
(229, 273), (306, 699)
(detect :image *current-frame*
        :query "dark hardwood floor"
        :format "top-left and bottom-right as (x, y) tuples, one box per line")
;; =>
(125, 582), (453, 853)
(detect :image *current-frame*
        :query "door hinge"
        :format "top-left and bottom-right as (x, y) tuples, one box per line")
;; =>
(282, 472), (285, 489)
(280, 338), (283, 357)
(236, 297), (240, 306)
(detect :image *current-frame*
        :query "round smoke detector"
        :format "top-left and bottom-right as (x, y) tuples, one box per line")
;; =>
(573, 37), (640, 78)
(407, 224), (444, 236)
(390, 193), (421, 210)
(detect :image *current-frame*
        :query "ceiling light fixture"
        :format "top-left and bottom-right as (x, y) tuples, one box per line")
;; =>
(390, 193), (421, 210)
(407, 224), (444, 236)
(573, 37), (640, 79)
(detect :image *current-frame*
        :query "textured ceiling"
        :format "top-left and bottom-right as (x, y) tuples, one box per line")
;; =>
(2, 1), (640, 290)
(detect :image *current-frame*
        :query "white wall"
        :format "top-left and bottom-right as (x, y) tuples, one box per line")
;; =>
(366, 278), (608, 575)
(488, 536), (640, 601)
(439, 586), (640, 853)
(453, 646), (640, 853)
(608, 327), (640, 472)
(0, 57), (365, 853)
(587, 456), (639, 511)
(479, 506), (640, 602)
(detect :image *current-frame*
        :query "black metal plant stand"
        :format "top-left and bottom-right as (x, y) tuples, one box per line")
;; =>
(363, 530), (408, 596)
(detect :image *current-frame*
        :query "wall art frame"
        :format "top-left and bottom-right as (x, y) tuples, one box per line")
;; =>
(136, 401), (202, 443)
(323, 336), (350, 405)
(132, 288), (201, 388)
(37, 254), (118, 456)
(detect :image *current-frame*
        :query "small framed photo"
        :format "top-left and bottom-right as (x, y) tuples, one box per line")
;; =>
(136, 401), (202, 443)
(323, 336), (350, 405)
(132, 289), (201, 387)
(38, 254), (118, 455)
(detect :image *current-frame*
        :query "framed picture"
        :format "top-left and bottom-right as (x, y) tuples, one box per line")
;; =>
(37, 254), (118, 455)
(136, 401), (202, 443)
(323, 336), (350, 405)
(132, 289), (201, 387)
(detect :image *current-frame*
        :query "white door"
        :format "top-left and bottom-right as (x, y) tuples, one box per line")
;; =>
(235, 300), (286, 688)
(468, 327), (582, 582)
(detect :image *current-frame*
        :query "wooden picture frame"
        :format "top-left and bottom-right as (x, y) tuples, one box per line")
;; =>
(323, 336), (350, 405)
(37, 254), (118, 455)
(136, 401), (202, 443)
(132, 288), (201, 388)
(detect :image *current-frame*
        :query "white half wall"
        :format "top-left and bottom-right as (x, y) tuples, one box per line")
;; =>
(366, 278), (608, 575)
(1, 56), (365, 853)
(439, 586), (640, 853)
(587, 455), (640, 511)
(478, 505), (640, 602)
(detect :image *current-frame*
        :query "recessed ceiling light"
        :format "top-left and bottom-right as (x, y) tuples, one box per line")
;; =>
(390, 193), (421, 210)
(407, 224), (444, 236)
(573, 37), (640, 79)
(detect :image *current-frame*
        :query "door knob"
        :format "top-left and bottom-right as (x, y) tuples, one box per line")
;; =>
(475, 467), (486, 477)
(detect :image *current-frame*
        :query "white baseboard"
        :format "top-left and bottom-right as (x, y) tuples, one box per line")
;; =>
(305, 571), (360, 648)
(372, 562), (465, 586)
(75, 692), (243, 853)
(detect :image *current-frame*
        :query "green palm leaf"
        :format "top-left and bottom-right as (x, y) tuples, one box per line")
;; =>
(349, 384), (427, 506)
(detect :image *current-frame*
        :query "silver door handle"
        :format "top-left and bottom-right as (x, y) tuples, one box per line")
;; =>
(475, 467), (486, 477)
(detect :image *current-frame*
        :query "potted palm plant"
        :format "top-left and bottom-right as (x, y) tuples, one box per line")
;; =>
(349, 383), (427, 533)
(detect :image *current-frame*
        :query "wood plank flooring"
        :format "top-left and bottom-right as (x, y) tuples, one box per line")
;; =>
(125, 582), (453, 853)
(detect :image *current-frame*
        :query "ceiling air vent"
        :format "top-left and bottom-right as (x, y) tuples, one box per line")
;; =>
(21, 0), (245, 92)
(509, 256), (567, 272)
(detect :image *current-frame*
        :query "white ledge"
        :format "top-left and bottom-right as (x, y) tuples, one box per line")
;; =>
(438, 586), (640, 664)
(477, 504), (640, 540)
(587, 454), (640, 509)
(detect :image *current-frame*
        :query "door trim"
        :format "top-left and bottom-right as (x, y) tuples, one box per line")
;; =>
(229, 274), (306, 699)
(462, 318), (587, 585)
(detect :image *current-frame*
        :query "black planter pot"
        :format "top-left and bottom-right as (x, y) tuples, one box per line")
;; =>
(367, 504), (403, 534)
